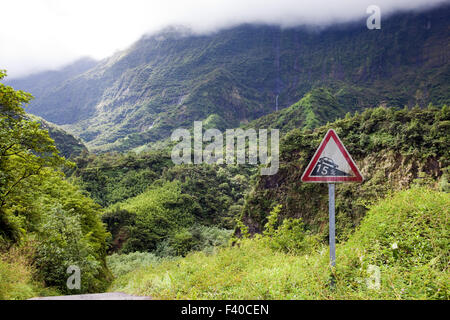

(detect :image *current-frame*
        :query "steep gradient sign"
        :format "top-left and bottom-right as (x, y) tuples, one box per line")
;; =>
(301, 129), (363, 183)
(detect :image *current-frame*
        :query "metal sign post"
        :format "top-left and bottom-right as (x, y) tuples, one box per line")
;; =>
(301, 129), (364, 288)
(328, 183), (336, 267)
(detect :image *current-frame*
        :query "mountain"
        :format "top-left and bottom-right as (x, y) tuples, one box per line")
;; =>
(6, 57), (97, 101)
(27, 114), (88, 159)
(7, 5), (450, 152)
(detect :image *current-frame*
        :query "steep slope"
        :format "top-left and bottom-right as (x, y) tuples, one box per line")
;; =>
(243, 87), (354, 133)
(6, 57), (97, 104)
(240, 105), (449, 237)
(7, 5), (450, 152)
(27, 115), (88, 159)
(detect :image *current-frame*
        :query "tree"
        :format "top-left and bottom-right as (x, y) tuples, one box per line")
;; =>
(0, 70), (66, 243)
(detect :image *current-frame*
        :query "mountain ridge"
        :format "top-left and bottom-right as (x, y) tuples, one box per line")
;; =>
(7, 4), (450, 152)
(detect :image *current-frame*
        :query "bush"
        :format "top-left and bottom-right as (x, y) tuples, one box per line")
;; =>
(263, 205), (319, 255)
(155, 225), (233, 257)
(102, 208), (136, 252)
(336, 187), (450, 299)
(0, 244), (60, 300)
(114, 181), (198, 253)
(34, 207), (102, 294)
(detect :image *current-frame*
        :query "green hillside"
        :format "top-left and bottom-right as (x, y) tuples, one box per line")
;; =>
(8, 5), (450, 152)
(243, 87), (353, 133)
(0, 71), (111, 299)
(241, 105), (449, 237)
(110, 187), (449, 300)
(27, 114), (88, 159)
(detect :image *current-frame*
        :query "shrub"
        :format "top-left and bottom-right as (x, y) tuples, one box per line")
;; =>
(0, 243), (60, 300)
(116, 181), (198, 253)
(263, 205), (319, 255)
(34, 207), (102, 294)
(336, 187), (450, 299)
(155, 225), (233, 257)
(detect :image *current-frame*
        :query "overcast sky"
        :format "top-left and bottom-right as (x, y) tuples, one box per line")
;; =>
(1, 0), (448, 78)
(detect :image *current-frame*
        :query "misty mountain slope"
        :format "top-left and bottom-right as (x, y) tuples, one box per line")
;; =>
(26, 114), (88, 159)
(7, 5), (450, 152)
(6, 57), (97, 105)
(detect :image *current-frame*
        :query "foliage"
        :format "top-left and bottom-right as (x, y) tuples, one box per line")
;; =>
(241, 104), (449, 238)
(0, 71), (111, 296)
(34, 207), (101, 293)
(0, 243), (60, 300)
(262, 205), (319, 255)
(336, 187), (449, 299)
(245, 87), (350, 134)
(110, 187), (449, 300)
(28, 168), (112, 293)
(70, 150), (173, 207)
(27, 114), (88, 159)
(99, 162), (253, 254)
(0, 70), (66, 243)
(159, 164), (254, 228)
(105, 178), (235, 256)
(109, 181), (197, 253)
(155, 225), (233, 257)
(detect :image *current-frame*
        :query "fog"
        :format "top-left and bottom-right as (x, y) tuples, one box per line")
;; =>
(1, 0), (448, 78)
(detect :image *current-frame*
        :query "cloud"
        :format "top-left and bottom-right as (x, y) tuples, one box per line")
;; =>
(1, 0), (448, 78)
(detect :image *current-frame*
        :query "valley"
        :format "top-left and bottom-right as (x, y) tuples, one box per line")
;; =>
(0, 3), (449, 301)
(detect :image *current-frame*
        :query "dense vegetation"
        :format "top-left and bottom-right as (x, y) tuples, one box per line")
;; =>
(28, 114), (88, 159)
(7, 5), (450, 152)
(2, 66), (448, 299)
(70, 150), (173, 207)
(99, 163), (253, 255)
(241, 104), (449, 238)
(95, 103), (448, 301)
(243, 87), (357, 133)
(110, 187), (449, 299)
(0, 71), (111, 298)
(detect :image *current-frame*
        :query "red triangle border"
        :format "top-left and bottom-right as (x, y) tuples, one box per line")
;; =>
(301, 129), (363, 183)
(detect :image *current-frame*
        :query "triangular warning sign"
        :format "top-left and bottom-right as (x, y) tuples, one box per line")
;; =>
(301, 129), (363, 183)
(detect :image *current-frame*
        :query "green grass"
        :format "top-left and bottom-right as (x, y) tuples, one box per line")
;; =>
(0, 246), (60, 300)
(107, 252), (163, 278)
(109, 187), (449, 299)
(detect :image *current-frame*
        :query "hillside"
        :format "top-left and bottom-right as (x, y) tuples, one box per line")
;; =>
(243, 87), (354, 133)
(27, 114), (88, 159)
(241, 105), (449, 237)
(0, 71), (111, 298)
(2, 0), (449, 303)
(7, 5), (450, 152)
(109, 187), (449, 300)
(6, 57), (97, 102)
(104, 105), (449, 300)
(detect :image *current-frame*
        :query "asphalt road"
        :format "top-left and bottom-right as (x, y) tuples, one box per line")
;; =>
(28, 292), (151, 300)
